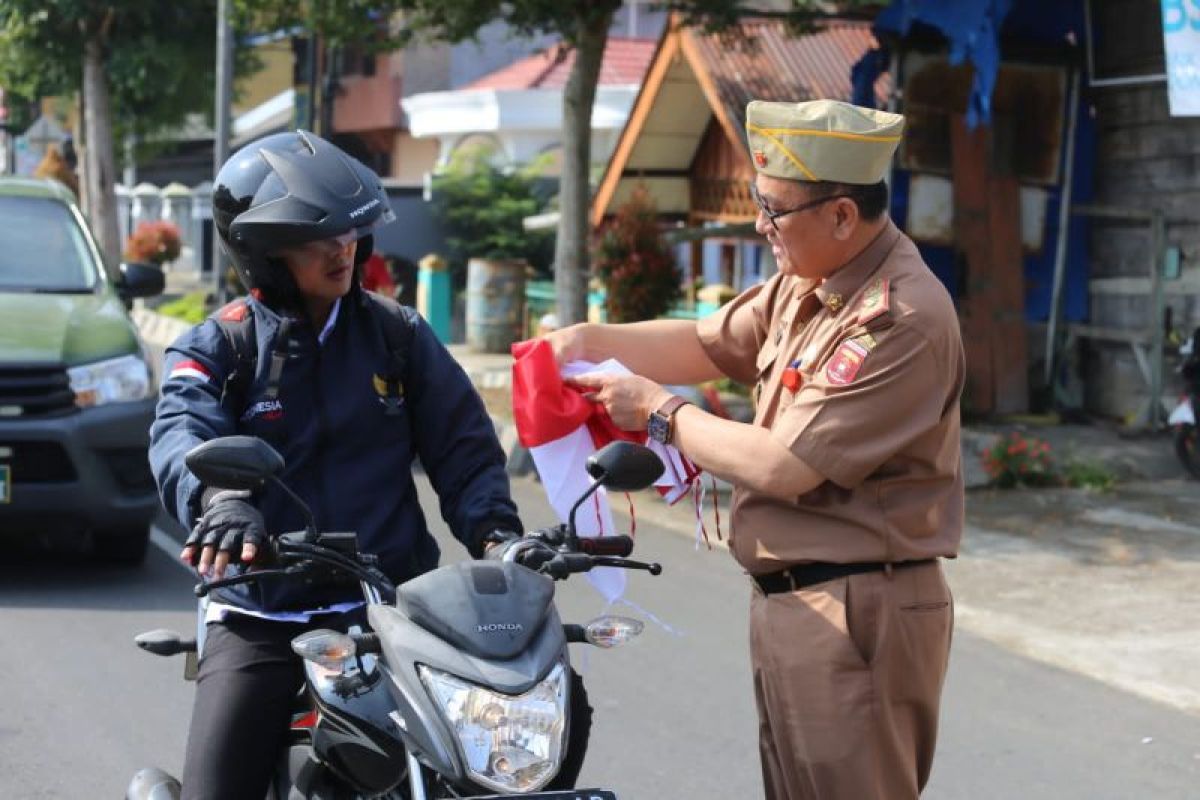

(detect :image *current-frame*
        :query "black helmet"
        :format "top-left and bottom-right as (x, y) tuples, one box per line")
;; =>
(212, 130), (395, 306)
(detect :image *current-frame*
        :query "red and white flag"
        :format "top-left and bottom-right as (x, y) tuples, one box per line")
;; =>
(511, 340), (701, 602)
(168, 359), (215, 384)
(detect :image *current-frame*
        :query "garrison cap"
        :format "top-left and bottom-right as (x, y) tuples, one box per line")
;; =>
(746, 99), (904, 185)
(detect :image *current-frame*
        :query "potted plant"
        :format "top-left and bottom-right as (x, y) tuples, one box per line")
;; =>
(124, 220), (182, 269)
(591, 185), (681, 324)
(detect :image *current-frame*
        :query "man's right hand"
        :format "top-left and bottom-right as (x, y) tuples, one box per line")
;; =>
(181, 490), (266, 580)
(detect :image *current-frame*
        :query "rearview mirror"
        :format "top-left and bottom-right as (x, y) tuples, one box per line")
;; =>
(116, 261), (165, 299)
(585, 442), (663, 493)
(184, 436), (284, 492)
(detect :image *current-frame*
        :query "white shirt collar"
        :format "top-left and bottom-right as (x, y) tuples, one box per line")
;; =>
(317, 297), (341, 345)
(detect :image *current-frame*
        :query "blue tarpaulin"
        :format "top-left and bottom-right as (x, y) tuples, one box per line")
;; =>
(873, 0), (1015, 126)
(853, 0), (1093, 325)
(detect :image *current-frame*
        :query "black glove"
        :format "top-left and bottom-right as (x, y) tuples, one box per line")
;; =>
(185, 489), (266, 570)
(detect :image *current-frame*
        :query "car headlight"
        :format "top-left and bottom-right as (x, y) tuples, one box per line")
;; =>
(418, 661), (568, 793)
(68, 354), (152, 407)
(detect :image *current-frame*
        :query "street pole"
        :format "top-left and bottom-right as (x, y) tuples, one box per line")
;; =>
(213, 0), (234, 304)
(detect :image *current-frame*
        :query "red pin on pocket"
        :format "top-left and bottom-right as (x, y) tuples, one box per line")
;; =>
(781, 359), (802, 392)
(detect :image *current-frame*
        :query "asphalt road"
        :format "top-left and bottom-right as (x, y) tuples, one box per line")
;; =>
(0, 475), (1197, 799)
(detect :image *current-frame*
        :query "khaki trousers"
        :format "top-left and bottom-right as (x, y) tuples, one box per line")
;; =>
(749, 560), (953, 800)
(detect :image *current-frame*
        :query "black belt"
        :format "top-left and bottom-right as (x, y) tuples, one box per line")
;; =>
(753, 559), (935, 595)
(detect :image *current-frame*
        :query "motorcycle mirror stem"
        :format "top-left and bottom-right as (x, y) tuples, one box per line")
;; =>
(269, 474), (320, 541)
(565, 476), (605, 550)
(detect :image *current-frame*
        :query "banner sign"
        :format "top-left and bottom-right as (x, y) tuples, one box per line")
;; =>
(1162, 0), (1200, 115)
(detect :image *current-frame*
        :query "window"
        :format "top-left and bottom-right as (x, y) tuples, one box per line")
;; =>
(0, 196), (98, 292)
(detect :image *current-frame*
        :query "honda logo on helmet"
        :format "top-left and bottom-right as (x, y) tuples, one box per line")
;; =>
(349, 198), (380, 219)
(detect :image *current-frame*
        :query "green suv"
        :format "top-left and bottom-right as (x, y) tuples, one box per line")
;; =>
(0, 177), (165, 563)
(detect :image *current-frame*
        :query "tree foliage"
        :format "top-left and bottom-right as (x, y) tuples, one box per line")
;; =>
(0, 1), (220, 139)
(233, 0), (405, 49)
(429, 144), (554, 275)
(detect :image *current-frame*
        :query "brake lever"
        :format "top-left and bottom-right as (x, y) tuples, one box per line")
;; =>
(193, 565), (308, 597)
(590, 556), (663, 575)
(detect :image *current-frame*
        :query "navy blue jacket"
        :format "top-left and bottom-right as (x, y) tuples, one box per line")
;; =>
(149, 288), (522, 612)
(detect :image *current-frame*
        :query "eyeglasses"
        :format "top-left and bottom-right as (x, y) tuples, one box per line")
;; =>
(749, 183), (853, 231)
(276, 231), (358, 260)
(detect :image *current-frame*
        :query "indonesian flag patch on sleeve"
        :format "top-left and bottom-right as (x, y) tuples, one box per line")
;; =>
(825, 338), (870, 386)
(168, 358), (215, 384)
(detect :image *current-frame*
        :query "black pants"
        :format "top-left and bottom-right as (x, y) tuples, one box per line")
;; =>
(180, 610), (362, 800)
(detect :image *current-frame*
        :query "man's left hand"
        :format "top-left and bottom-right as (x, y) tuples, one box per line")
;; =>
(570, 373), (673, 432)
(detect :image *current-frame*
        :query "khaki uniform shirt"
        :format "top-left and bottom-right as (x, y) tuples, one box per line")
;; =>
(696, 220), (965, 575)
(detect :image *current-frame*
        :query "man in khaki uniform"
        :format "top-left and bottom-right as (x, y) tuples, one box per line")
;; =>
(550, 98), (964, 800)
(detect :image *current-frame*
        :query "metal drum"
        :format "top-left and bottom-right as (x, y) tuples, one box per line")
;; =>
(466, 258), (526, 353)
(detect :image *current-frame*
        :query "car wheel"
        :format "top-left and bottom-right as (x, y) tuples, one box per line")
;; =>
(95, 525), (150, 566)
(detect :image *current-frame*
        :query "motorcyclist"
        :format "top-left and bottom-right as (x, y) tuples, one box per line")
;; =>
(148, 130), (523, 800)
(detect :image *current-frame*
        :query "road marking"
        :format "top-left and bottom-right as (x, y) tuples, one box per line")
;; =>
(150, 526), (195, 575)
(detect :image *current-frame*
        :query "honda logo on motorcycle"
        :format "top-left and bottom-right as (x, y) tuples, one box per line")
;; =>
(477, 622), (523, 633)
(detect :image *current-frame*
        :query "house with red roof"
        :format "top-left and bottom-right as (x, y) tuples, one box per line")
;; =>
(401, 38), (658, 172)
(591, 17), (887, 297)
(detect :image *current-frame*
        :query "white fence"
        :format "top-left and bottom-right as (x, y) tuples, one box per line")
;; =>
(115, 180), (213, 273)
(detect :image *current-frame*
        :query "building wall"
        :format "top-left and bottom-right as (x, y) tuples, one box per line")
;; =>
(334, 54), (404, 132)
(390, 133), (440, 186)
(1086, 0), (1200, 418)
(234, 39), (294, 116)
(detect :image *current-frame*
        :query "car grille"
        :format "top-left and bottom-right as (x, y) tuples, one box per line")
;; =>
(0, 365), (76, 418)
(0, 441), (76, 482)
(99, 447), (156, 492)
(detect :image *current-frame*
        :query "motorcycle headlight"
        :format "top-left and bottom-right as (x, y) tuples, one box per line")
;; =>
(418, 661), (568, 794)
(68, 354), (151, 407)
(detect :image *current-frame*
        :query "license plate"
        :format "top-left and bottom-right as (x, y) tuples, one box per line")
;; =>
(470, 791), (615, 800)
(0, 464), (9, 503)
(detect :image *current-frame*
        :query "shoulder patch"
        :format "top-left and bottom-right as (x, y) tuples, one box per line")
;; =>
(218, 300), (249, 322)
(825, 338), (871, 386)
(855, 278), (890, 325)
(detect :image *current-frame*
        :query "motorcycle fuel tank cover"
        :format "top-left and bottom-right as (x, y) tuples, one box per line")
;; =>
(399, 562), (554, 660)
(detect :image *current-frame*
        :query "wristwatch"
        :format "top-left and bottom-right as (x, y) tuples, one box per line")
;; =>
(647, 396), (691, 445)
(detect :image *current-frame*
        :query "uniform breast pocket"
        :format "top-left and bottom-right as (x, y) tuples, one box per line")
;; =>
(754, 338), (780, 395)
(756, 339), (780, 382)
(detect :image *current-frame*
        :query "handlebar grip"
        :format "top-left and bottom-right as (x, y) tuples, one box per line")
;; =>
(578, 535), (634, 558)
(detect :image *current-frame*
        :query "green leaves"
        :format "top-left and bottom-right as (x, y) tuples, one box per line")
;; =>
(428, 144), (553, 271)
(0, 0), (218, 138)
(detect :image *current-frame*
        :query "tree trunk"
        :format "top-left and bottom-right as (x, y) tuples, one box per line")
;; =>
(83, 34), (121, 279)
(553, 10), (613, 326)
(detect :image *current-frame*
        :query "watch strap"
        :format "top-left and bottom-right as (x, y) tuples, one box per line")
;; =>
(654, 395), (690, 420)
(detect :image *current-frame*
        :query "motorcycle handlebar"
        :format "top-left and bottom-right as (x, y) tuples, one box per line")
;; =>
(577, 535), (634, 558)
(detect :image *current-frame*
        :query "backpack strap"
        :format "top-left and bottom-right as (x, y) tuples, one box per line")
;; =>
(209, 299), (258, 417)
(364, 293), (416, 417)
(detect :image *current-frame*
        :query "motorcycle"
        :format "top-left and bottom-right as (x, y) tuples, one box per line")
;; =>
(127, 435), (665, 799)
(1170, 326), (1200, 478)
